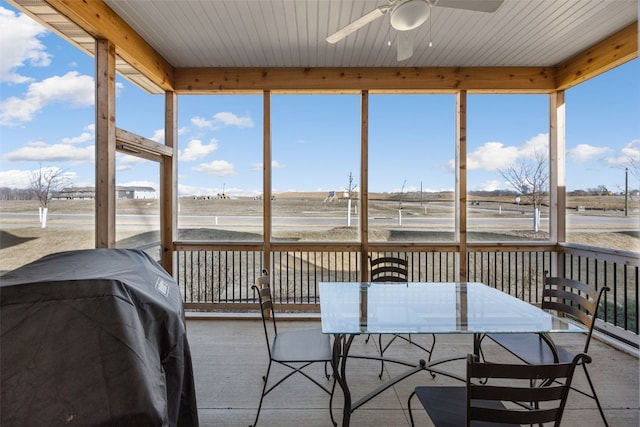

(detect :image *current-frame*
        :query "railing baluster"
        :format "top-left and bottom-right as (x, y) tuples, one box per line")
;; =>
(613, 265), (618, 328)
(173, 244), (637, 346)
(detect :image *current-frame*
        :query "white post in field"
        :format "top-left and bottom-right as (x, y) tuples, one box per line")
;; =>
(41, 207), (48, 228)
(347, 198), (352, 226)
(398, 209), (402, 225)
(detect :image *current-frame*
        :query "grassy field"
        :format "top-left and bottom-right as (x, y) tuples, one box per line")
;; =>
(1, 193), (638, 272)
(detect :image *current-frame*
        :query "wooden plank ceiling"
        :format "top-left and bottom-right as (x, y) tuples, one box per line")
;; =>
(8, 0), (639, 93)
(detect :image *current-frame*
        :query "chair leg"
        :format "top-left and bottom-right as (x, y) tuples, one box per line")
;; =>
(581, 363), (609, 427)
(251, 360), (272, 427)
(378, 334), (385, 378)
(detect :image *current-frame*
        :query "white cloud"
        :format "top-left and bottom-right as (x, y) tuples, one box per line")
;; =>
(177, 183), (261, 198)
(466, 142), (519, 171)
(605, 139), (640, 166)
(118, 180), (158, 192)
(568, 144), (609, 163)
(518, 133), (549, 158)
(253, 160), (286, 171)
(117, 152), (146, 164)
(193, 160), (236, 176)
(179, 138), (218, 161)
(150, 128), (164, 143)
(191, 116), (211, 128)
(0, 167), (76, 189)
(455, 133), (550, 172)
(621, 140), (640, 159)
(178, 183), (217, 197)
(4, 142), (94, 162)
(0, 71), (94, 125)
(469, 180), (503, 192)
(0, 7), (51, 84)
(0, 169), (33, 188)
(62, 124), (95, 144)
(62, 133), (92, 144)
(191, 112), (254, 130)
(213, 111), (253, 128)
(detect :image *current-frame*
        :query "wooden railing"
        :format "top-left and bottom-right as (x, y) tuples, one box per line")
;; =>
(174, 241), (639, 347)
(558, 243), (639, 346)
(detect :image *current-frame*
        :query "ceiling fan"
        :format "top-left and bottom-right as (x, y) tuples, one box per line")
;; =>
(326, 0), (504, 61)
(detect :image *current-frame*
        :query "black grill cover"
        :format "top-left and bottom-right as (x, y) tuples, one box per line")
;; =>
(1, 249), (198, 426)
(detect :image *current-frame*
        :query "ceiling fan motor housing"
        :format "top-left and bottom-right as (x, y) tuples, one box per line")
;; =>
(390, 0), (430, 31)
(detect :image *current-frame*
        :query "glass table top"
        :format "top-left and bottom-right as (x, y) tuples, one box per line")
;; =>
(319, 282), (586, 335)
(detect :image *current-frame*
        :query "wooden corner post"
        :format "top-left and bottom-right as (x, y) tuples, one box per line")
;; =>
(95, 39), (116, 248)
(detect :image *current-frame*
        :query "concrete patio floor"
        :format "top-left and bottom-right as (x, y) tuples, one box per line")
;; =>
(186, 317), (639, 427)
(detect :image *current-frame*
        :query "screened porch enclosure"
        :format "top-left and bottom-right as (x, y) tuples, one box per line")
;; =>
(7, 0), (638, 351)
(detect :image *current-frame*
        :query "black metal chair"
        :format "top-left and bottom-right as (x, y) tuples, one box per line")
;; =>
(479, 276), (610, 426)
(408, 352), (590, 427)
(251, 270), (336, 427)
(367, 256), (436, 378)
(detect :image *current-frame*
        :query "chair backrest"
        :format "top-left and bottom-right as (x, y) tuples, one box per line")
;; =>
(466, 352), (591, 427)
(370, 256), (408, 282)
(542, 277), (609, 352)
(253, 269), (277, 358)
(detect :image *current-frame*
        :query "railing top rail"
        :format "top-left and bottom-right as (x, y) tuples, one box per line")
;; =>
(467, 242), (557, 252)
(559, 242), (640, 266)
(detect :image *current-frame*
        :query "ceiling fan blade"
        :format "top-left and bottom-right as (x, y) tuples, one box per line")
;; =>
(433, 0), (504, 13)
(326, 6), (389, 44)
(397, 30), (415, 61)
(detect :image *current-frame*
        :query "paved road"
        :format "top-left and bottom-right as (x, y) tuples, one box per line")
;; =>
(1, 212), (637, 233)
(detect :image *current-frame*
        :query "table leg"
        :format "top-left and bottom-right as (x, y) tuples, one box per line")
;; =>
(331, 334), (355, 427)
(473, 333), (482, 356)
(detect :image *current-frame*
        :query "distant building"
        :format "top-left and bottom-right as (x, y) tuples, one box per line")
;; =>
(55, 186), (157, 200)
(116, 186), (157, 199)
(54, 186), (95, 200)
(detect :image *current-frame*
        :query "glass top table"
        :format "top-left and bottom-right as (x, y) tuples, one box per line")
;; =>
(319, 281), (586, 427)
(320, 281), (585, 335)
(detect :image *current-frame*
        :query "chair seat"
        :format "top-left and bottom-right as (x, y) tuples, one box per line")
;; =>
(486, 333), (575, 365)
(272, 328), (332, 362)
(414, 386), (517, 427)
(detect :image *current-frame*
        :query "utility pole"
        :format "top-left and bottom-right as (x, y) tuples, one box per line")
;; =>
(625, 167), (628, 217)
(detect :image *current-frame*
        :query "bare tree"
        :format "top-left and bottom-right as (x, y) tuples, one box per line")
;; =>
(30, 165), (71, 227)
(499, 150), (549, 232)
(346, 171), (357, 199)
(628, 157), (640, 182)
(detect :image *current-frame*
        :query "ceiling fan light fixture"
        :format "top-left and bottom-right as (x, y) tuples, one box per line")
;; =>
(390, 0), (430, 31)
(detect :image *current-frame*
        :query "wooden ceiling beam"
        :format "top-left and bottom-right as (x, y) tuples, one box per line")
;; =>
(556, 22), (638, 91)
(173, 66), (556, 93)
(45, 0), (175, 91)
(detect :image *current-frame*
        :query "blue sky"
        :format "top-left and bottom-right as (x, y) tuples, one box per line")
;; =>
(1, 1), (638, 197)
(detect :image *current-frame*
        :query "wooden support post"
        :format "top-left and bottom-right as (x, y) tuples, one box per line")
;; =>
(161, 91), (178, 273)
(263, 91), (272, 272)
(456, 90), (468, 282)
(550, 90), (566, 277)
(360, 90), (370, 282)
(95, 39), (116, 248)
